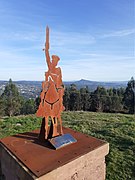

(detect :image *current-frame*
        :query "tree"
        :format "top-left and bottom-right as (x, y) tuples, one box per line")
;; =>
(68, 84), (81, 111)
(0, 96), (5, 117)
(110, 95), (123, 113)
(123, 77), (135, 114)
(63, 87), (70, 111)
(69, 91), (81, 111)
(80, 87), (91, 111)
(103, 95), (112, 112)
(1, 79), (22, 116)
(21, 99), (36, 115)
(91, 86), (107, 112)
(35, 96), (40, 111)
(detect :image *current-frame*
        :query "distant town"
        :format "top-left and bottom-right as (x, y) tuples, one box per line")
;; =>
(0, 79), (127, 99)
(0, 81), (41, 99)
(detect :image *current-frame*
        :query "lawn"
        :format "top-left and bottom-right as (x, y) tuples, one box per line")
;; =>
(0, 111), (135, 180)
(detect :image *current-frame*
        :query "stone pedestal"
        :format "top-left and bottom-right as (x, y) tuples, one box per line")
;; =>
(0, 127), (109, 180)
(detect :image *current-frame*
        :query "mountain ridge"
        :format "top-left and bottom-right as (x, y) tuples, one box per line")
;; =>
(0, 79), (127, 98)
(0, 79), (128, 87)
(63, 79), (127, 90)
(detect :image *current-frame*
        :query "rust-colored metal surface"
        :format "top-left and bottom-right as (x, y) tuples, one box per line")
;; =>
(36, 26), (65, 139)
(0, 127), (106, 177)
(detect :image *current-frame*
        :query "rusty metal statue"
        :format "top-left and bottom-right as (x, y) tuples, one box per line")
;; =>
(36, 26), (65, 140)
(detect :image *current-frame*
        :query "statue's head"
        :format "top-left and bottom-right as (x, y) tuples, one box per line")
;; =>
(52, 55), (60, 66)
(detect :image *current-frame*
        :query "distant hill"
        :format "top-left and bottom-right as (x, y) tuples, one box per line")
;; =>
(0, 79), (128, 98)
(64, 79), (127, 91)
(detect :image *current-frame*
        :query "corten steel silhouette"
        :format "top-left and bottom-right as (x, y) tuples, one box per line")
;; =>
(36, 26), (65, 140)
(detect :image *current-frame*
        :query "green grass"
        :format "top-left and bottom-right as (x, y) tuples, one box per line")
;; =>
(0, 112), (135, 180)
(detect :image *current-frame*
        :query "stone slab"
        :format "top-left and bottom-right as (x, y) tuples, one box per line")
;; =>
(0, 127), (109, 179)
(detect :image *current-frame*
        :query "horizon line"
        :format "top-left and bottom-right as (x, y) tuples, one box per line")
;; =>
(0, 78), (130, 83)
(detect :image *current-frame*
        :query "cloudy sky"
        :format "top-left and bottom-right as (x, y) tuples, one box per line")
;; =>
(0, 0), (134, 81)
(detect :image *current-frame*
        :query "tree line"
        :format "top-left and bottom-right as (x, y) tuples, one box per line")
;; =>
(63, 78), (134, 114)
(0, 77), (134, 117)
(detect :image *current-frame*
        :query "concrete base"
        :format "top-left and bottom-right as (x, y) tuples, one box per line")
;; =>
(0, 127), (109, 180)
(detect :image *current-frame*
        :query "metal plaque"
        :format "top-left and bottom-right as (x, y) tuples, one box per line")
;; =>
(49, 134), (77, 150)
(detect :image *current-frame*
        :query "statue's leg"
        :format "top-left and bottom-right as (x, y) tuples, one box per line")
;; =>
(38, 117), (45, 141)
(51, 116), (54, 124)
(45, 116), (48, 139)
(58, 115), (63, 135)
(50, 116), (59, 137)
(54, 117), (58, 126)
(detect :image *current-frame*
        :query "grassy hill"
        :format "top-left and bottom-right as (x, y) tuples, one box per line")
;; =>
(0, 112), (135, 180)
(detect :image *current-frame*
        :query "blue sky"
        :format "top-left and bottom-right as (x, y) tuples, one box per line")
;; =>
(0, 0), (134, 81)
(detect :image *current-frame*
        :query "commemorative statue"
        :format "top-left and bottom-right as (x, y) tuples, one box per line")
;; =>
(36, 26), (76, 149)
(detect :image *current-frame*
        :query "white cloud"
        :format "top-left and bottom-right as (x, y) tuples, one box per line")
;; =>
(61, 55), (135, 81)
(50, 30), (96, 47)
(0, 50), (45, 81)
(0, 25), (134, 81)
(0, 46), (134, 81)
(0, 31), (43, 42)
(101, 29), (135, 38)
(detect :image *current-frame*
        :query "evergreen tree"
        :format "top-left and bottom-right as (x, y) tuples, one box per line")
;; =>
(80, 87), (91, 111)
(68, 84), (81, 111)
(0, 96), (5, 117)
(91, 86), (107, 112)
(107, 88), (113, 96)
(117, 87), (125, 96)
(63, 88), (70, 111)
(110, 95), (123, 113)
(69, 91), (81, 111)
(1, 79), (22, 116)
(21, 99), (36, 115)
(105, 88), (124, 113)
(35, 96), (40, 111)
(104, 95), (112, 112)
(123, 77), (135, 114)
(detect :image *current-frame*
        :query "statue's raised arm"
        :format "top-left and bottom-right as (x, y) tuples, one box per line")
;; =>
(45, 26), (51, 70)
